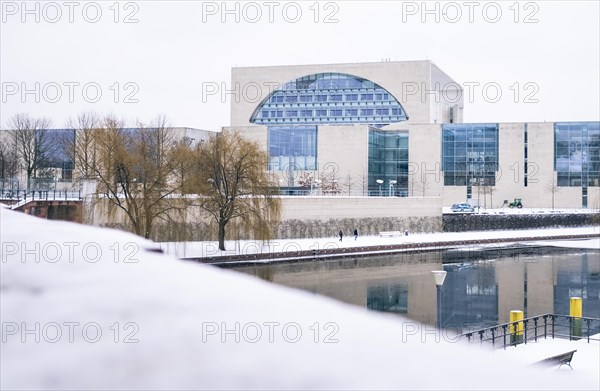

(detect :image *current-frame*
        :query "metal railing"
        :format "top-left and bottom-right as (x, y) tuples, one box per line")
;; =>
(1, 189), (82, 208)
(460, 314), (600, 349)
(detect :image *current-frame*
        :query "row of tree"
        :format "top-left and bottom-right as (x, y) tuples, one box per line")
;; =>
(1, 113), (281, 250)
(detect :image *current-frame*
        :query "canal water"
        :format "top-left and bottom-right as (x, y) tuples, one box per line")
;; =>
(231, 247), (600, 333)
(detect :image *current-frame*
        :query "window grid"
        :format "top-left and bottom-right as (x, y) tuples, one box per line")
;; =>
(268, 126), (318, 172)
(441, 124), (499, 187)
(251, 73), (408, 126)
(554, 122), (600, 188)
(368, 129), (409, 196)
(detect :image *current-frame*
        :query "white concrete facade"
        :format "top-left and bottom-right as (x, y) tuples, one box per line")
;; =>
(228, 61), (598, 211)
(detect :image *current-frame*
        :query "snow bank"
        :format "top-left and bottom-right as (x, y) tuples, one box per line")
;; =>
(159, 226), (600, 259)
(1, 208), (598, 390)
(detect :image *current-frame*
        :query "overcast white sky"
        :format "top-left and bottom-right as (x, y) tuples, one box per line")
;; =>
(1, 0), (599, 130)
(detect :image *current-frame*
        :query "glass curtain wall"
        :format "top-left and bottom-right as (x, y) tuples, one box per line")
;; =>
(442, 124), (499, 194)
(368, 129), (408, 196)
(554, 122), (600, 208)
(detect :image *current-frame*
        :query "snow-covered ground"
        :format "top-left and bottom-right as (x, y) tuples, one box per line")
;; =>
(496, 335), (600, 380)
(159, 226), (600, 259)
(1, 206), (599, 390)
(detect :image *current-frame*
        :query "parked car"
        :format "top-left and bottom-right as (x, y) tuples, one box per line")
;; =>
(451, 203), (475, 212)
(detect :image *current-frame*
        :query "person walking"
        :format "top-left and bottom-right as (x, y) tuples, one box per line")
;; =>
(339, 229), (343, 242)
(354, 228), (358, 241)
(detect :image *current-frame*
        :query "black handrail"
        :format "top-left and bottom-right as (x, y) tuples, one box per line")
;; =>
(460, 313), (600, 349)
(1, 188), (83, 205)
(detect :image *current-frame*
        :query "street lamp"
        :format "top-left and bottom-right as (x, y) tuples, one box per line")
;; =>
(431, 270), (447, 329)
(376, 179), (384, 196)
(389, 179), (397, 197)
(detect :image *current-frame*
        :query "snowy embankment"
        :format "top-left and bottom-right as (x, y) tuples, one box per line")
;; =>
(1, 206), (598, 390)
(159, 226), (600, 260)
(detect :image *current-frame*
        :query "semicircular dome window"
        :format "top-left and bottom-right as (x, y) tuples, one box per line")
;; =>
(250, 73), (408, 126)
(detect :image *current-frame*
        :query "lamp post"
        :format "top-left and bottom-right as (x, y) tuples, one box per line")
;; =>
(389, 179), (397, 197)
(431, 270), (447, 329)
(376, 179), (384, 196)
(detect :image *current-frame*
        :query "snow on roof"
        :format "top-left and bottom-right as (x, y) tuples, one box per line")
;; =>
(1, 207), (598, 390)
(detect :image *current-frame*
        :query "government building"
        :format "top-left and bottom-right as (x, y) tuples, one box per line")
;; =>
(225, 60), (599, 212)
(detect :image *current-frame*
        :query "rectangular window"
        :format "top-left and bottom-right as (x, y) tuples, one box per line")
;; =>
(361, 108), (373, 116)
(554, 122), (600, 187)
(299, 95), (313, 102)
(330, 109), (342, 116)
(285, 95), (298, 103)
(329, 94), (343, 102)
(286, 110), (297, 117)
(316, 95), (327, 102)
(316, 110), (327, 117)
(441, 124), (499, 187)
(368, 130), (409, 197)
(346, 94), (358, 101)
(268, 126), (318, 172)
(262, 111), (269, 118)
(376, 108), (389, 116)
(299, 109), (313, 117)
(361, 94), (373, 101)
(346, 109), (358, 116)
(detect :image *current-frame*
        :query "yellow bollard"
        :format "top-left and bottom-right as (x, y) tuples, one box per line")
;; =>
(570, 297), (582, 340)
(510, 310), (524, 345)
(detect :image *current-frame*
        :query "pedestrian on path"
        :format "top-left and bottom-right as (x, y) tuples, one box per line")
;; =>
(354, 228), (358, 240)
(339, 230), (343, 242)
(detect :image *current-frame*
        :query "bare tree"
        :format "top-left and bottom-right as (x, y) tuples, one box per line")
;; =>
(413, 174), (430, 197)
(91, 115), (185, 239)
(8, 113), (54, 190)
(192, 131), (281, 251)
(0, 136), (18, 182)
(546, 176), (559, 210)
(360, 170), (369, 196)
(64, 111), (100, 181)
(342, 174), (353, 195)
(297, 171), (314, 192)
(320, 170), (341, 195)
(482, 184), (495, 209)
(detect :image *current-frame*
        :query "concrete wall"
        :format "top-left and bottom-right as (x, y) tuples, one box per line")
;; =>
(408, 123), (444, 198)
(316, 125), (369, 196)
(280, 196), (441, 221)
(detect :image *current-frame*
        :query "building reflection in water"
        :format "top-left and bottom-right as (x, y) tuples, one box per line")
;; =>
(235, 247), (600, 332)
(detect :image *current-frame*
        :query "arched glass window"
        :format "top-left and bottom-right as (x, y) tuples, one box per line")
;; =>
(250, 73), (408, 126)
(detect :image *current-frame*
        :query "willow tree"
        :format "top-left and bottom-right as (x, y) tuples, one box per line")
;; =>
(194, 131), (281, 251)
(91, 115), (186, 239)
